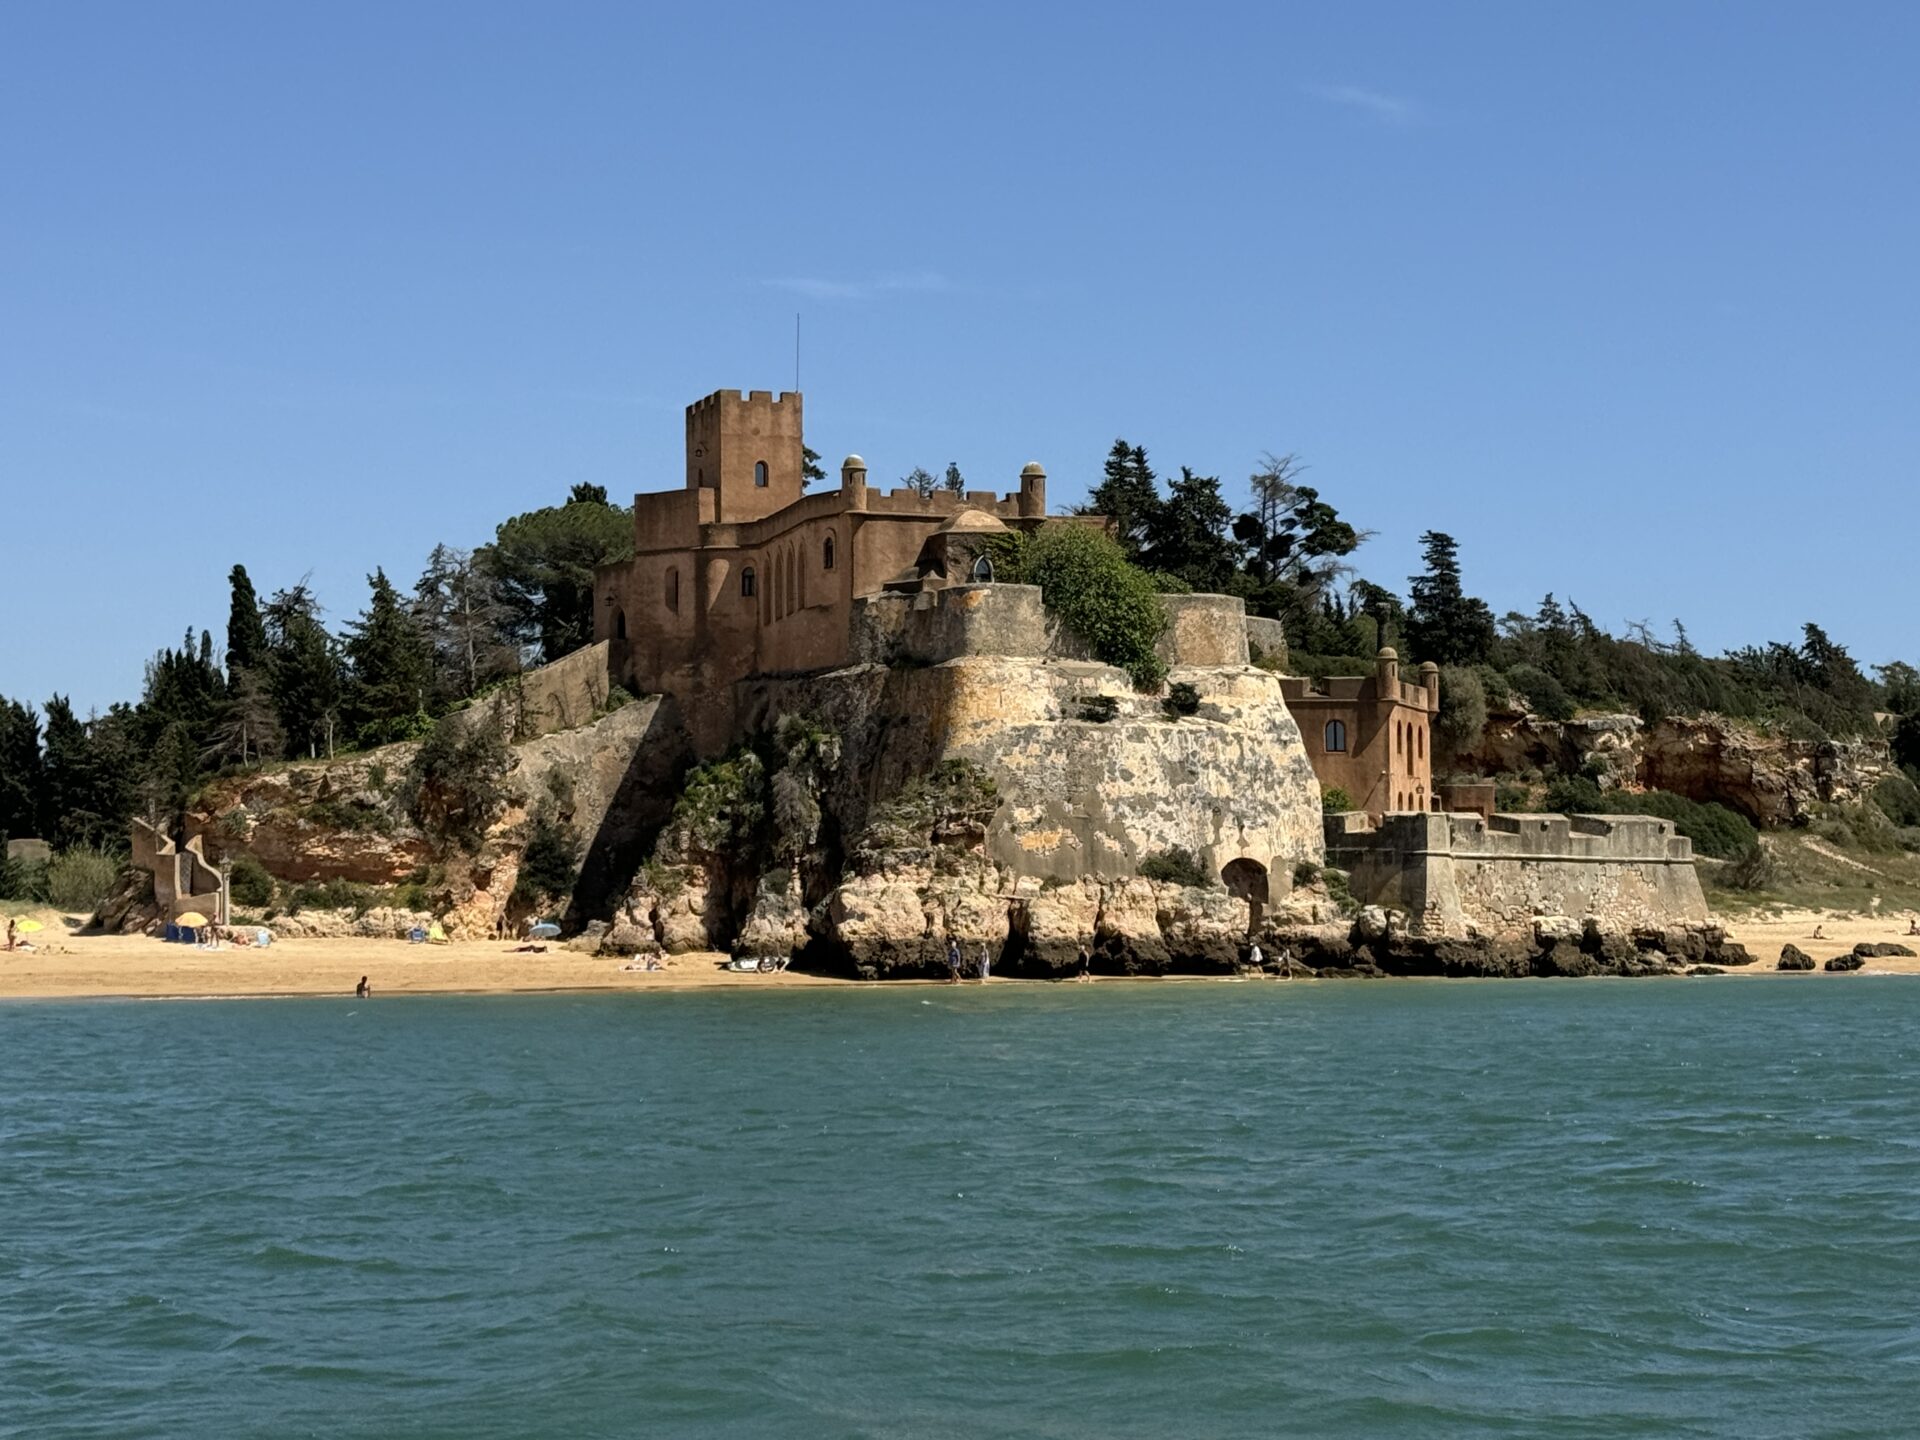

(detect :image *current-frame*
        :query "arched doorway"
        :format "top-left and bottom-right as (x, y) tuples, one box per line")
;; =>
(1221, 858), (1270, 934)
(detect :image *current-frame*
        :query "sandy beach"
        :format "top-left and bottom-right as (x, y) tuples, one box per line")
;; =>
(4, 907), (1919, 1000)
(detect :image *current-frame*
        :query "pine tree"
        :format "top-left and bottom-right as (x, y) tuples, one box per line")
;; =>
(38, 698), (137, 848)
(483, 488), (634, 663)
(414, 544), (516, 704)
(1405, 532), (1496, 665)
(942, 462), (966, 496)
(1089, 440), (1162, 560)
(264, 585), (343, 758)
(1144, 467), (1235, 591)
(225, 564), (269, 677)
(0, 695), (42, 841)
(802, 446), (827, 487)
(902, 467), (937, 499)
(345, 568), (432, 744)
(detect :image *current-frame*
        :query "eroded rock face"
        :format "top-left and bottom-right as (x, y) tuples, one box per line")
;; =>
(189, 696), (689, 940)
(1266, 917), (1747, 980)
(1460, 709), (1890, 827)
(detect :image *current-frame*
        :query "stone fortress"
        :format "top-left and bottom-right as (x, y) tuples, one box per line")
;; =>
(585, 388), (1707, 941)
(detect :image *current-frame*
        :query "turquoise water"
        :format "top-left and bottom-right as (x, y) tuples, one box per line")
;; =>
(3, 981), (1919, 1438)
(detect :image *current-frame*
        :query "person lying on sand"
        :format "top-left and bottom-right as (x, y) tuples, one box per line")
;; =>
(512, 943), (548, 954)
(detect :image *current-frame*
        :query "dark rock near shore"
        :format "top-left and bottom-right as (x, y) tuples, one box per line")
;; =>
(1688, 965), (1725, 976)
(1778, 944), (1816, 971)
(1853, 942), (1916, 958)
(1825, 953), (1866, 972)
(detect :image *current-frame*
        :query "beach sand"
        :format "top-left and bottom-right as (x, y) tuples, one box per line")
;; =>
(4, 907), (1919, 1000)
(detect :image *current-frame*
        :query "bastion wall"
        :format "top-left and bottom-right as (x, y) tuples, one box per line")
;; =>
(1326, 810), (1709, 937)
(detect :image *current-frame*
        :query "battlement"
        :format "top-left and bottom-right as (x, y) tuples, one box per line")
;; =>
(1323, 809), (1706, 937)
(1279, 674), (1436, 711)
(1327, 810), (1694, 864)
(686, 389), (801, 417)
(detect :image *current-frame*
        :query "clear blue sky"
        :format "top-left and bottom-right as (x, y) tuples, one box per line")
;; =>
(5, 2), (1917, 715)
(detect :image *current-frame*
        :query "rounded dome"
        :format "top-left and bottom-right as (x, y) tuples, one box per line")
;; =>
(1020, 461), (1046, 478)
(1376, 646), (1399, 661)
(938, 508), (1012, 534)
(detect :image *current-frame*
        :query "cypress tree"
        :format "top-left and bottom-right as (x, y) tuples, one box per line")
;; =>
(225, 565), (269, 677)
(1089, 440), (1163, 561)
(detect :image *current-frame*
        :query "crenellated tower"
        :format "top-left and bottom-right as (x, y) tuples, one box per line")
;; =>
(684, 389), (805, 524)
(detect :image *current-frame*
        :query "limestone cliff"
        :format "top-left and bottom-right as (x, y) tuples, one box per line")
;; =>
(609, 655), (1328, 973)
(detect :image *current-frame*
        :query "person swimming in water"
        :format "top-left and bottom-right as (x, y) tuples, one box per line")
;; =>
(355, 976), (370, 998)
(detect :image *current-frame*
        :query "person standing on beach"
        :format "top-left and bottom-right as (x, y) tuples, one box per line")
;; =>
(977, 943), (991, 981)
(945, 938), (961, 984)
(4, 918), (14, 953)
(355, 976), (371, 998)
(1076, 944), (1093, 982)
(1247, 941), (1264, 973)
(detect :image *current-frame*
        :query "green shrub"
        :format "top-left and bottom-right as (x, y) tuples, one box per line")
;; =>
(1144, 571), (1193, 595)
(1434, 666), (1488, 760)
(42, 847), (121, 911)
(1321, 786), (1353, 814)
(1494, 782), (1533, 813)
(1139, 846), (1211, 888)
(405, 714), (513, 850)
(602, 685), (636, 713)
(358, 709), (435, 748)
(1322, 866), (1358, 915)
(993, 524), (1168, 689)
(1293, 860), (1322, 887)
(1162, 682), (1201, 718)
(512, 811), (581, 909)
(1872, 773), (1920, 828)
(852, 759), (999, 871)
(1720, 842), (1777, 892)
(1506, 664), (1575, 722)
(1075, 695), (1119, 723)
(229, 854), (277, 908)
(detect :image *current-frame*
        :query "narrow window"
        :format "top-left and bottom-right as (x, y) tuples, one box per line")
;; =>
(615, 609), (627, 640)
(1324, 719), (1347, 753)
(823, 534), (835, 571)
(754, 461), (769, 488)
(1417, 726), (1425, 760)
(741, 566), (756, 598)
(665, 567), (680, 614)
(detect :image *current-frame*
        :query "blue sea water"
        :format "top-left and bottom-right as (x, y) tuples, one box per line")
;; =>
(3, 979), (1919, 1438)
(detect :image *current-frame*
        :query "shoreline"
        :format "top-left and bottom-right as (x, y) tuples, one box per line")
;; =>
(3, 908), (1916, 1001)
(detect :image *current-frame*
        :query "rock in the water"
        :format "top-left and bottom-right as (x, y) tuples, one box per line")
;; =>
(1825, 953), (1866, 972)
(1687, 965), (1725, 976)
(1777, 944), (1816, 971)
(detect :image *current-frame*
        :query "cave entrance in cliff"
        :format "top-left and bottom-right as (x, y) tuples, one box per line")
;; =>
(1221, 858), (1269, 934)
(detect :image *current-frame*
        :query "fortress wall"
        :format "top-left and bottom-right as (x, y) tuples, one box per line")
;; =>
(1158, 594), (1249, 667)
(1326, 811), (1708, 936)
(1245, 616), (1288, 668)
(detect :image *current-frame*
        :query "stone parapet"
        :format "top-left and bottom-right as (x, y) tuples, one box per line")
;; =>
(1325, 810), (1707, 937)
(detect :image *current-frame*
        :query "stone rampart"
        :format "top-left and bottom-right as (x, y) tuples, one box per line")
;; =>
(1157, 594), (1249, 667)
(1244, 616), (1288, 669)
(851, 585), (1258, 670)
(1325, 811), (1707, 937)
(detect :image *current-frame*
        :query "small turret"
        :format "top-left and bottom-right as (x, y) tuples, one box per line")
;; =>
(1018, 461), (1046, 519)
(1419, 660), (1440, 709)
(842, 454), (868, 509)
(1375, 646), (1400, 693)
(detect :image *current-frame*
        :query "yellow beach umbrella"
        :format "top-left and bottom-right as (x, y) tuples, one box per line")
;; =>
(11, 918), (43, 934)
(175, 912), (210, 928)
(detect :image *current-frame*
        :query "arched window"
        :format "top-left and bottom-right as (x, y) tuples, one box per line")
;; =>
(1395, 722), (1403, 756)
(786, 544), (797, 613)
(1417, 726), (1425, 760)
(823, 533), (836, 571)
(664, 567), (680, 614)
(754, 461), (769, 488)
(1324, 719), (1347, 752)
(740, 566), (756, 598)
(614, 608), (627, 640)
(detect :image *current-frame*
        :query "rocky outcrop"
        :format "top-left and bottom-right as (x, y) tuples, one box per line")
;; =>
(1778, 944), (1816, 970)
(1266, 917), (1750, 979)
(1825, 953), (1866, 972)
(1460, 709), (1890, 827)
(189, 695), (690, 940)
